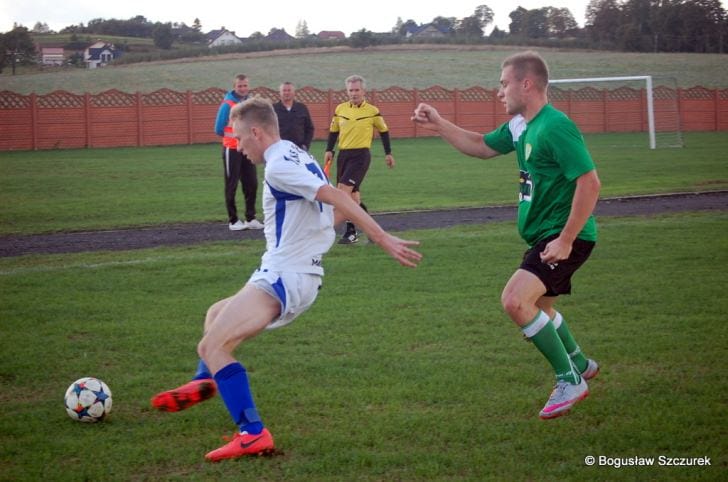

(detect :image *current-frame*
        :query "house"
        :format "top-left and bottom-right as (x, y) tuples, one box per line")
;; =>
(406, 24), (451, 39)
(318, 31), (346, 41)
(41, 47), (65, 66)
(206, 29), (243, 48)
(84, 42), (122, 69)
(265, 29), (295, 42)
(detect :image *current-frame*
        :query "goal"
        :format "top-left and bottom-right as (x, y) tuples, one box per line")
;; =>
(548, 75), (683, 149)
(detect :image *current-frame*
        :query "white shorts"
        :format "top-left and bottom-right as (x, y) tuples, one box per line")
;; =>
(248, 269), (322, 330)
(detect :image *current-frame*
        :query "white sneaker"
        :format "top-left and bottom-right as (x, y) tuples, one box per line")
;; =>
(243, 219), (264, 230)
(229, 220), (245, 231)
(539, 377), (589, 420)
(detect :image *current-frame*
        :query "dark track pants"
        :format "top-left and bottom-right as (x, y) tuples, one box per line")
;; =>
(222, 147), (258, 223)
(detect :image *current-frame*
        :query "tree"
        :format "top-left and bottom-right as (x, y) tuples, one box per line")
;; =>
(392, 17), (404, 35)
(489, 26), (507, 40)
(295, 20), (310, 38)
(474, 4), (495, 28)
(152, 23), (174, 49)
(431, 16), (456, 34)
(32, 22), (51, 33)
(397, 19), (418, 37)
(586, 0), (623, 47)
(192, 18), (202, 32)
(350, 29), (376, 48)
(456, 4), (494, 39)
(0, 26), (37, 74)
(546, 7), (578, 37)
(509, 6), (529, 36)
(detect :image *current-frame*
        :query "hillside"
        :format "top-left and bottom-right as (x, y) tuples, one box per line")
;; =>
(1, 44), (727, 94)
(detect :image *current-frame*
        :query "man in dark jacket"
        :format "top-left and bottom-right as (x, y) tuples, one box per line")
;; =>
(273, 82), (315, 151)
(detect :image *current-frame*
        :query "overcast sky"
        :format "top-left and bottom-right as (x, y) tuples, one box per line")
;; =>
(2, 1), (603, 36)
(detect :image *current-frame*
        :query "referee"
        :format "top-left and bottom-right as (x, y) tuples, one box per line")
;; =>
(324, 75), (394, 244)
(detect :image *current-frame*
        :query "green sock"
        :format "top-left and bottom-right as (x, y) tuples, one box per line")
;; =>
(552, 312), (589, 373)
(522, 311), (580, 384)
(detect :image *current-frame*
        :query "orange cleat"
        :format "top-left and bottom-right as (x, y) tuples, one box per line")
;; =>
(205, 428), (275, 462)
(151, 379), (217, 412)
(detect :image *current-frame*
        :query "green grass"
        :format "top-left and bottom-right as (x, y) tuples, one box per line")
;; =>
(1, 133), (727, 236)
(1, 212), (726, 480)
(1, 46), (727, 94)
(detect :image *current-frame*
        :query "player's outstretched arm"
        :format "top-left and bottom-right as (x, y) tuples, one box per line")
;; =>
(412, 103), (499, 160)
(315, 185), (422, 268)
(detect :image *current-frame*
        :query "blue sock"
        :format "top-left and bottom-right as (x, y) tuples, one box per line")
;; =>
(213, 362), (264, 435)
(192, 359), (212, 380)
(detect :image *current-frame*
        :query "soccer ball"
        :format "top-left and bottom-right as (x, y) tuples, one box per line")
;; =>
(64, 377), (113, 422)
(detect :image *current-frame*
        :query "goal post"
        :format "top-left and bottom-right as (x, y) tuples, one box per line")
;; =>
(549, 75), (683, 149)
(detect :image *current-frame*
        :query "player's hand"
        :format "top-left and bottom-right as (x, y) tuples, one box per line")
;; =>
(539, 236), (572, 265)
(385, 154), (395, 169)
(411, 103), (441, 130)
(375, 234), (422, 268)
(323, 151), (333, 163)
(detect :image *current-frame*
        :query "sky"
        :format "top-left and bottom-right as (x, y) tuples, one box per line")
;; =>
(1, 0), (599, 36)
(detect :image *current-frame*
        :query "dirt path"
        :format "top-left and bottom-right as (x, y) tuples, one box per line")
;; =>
(1, 191), (726, 258)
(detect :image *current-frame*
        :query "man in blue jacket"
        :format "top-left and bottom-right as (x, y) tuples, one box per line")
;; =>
(214, 74), (263, 230)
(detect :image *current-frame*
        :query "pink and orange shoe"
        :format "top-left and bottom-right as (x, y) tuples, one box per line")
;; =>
(151, 379), (217, 412)
(205, 429), (275, 462)
(539, 377), (589, 419)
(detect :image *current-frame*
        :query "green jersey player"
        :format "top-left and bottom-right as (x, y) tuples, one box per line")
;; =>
(413, 50), (601, 419)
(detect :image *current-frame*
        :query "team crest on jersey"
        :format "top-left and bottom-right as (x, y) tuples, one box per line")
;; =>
(525, 143), (532, 161)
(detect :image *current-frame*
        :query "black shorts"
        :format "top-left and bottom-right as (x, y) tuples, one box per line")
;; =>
(336, 148), (371, 192)
(520, 234), (595, 297)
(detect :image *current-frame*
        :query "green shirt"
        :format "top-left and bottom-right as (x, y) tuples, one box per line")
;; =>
(484, 104), (597, 247)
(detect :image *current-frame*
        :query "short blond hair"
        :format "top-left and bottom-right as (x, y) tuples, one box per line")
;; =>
(502, 51), (549, 91)
(230, 97), (279, 135)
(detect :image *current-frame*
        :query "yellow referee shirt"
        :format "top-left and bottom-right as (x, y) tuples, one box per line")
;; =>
(329, 101), (389, 150)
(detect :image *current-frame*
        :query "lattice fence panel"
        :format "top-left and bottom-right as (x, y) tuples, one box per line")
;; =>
(142, 88), (186, 106)
(37, 91), (84, 108)
(548, 87), (569, 102)
(92, 89), (136, 107)
(459, 86), (495, 102)
(682, 86), (714, 100)
(0, 91), (31, 109)
(607, 86), (641, 101)
(192, 88), (226, 105)
(296, 87), (329, 103)
(250, 87), (277, 101)
(572, 87), (604, 102)
(331, 90), (348, 104)
(418, 85), (453, 102)
(376, 86), (415, 103)
(654, 86), (677, 101)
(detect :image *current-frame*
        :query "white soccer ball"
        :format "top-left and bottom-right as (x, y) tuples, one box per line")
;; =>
(64, 377), (113, 423)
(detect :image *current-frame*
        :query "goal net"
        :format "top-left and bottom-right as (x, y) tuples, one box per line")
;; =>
(548, 75), (683, 149)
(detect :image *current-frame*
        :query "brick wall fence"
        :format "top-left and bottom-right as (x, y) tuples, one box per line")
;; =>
(0, 85), (726, 151)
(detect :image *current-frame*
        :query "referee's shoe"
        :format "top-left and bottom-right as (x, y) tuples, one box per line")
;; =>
(338, 222), (359, 244)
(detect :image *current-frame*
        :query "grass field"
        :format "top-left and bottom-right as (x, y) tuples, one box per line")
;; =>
(1, 133), (727, 236)
(1, 213), (726, 480)
(1, 46), (727, 94)
(1, 130), (727, 479)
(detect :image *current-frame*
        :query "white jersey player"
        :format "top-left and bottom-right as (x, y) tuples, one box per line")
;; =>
(151, 97), (422, 462)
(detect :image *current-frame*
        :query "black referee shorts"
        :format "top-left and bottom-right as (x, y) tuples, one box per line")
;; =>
(336, 148), (371, 193)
